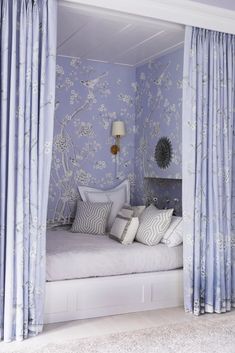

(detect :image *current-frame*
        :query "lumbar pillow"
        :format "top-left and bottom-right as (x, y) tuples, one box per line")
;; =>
(71, 201), (112, 235)
(109, 205), (139, 245)
(78, 179), (130, 230)
(135, 204), (173, 246)
(161, 216), (183, 247)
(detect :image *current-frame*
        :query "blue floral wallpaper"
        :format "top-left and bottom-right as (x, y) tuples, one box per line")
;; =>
(47, 48), (184, 223)
(134, 48), (183, 205)
(47, 57), (136, 223)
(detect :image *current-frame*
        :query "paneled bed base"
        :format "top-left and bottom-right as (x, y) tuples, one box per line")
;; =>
(44, 269), (183, 324)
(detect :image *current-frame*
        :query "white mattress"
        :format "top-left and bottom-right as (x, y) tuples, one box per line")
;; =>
(46, 228), (183, 281)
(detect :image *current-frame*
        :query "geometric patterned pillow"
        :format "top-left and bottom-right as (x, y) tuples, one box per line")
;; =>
(135, 204), (173, 246)
(78, 179), (130, 231)
(71, 201), (112, 235)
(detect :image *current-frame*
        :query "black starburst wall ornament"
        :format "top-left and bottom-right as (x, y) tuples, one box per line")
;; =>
(154, 137), (173, 169)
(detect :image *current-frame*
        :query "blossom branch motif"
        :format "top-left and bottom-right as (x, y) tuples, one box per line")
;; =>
(50, 67), (109, 223)
(48, 59), (136, 224)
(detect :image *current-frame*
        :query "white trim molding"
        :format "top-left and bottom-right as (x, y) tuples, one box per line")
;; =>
(44, 269), (183, 324)
(59, 0), (235, 35)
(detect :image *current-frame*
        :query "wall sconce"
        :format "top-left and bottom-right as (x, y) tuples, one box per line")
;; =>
(111, 121), (125, 155)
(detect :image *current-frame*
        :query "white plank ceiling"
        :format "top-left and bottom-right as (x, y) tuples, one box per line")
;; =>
(57, 3), (185, 67)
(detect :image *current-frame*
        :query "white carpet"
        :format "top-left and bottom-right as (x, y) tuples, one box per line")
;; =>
(1, 310), (235, 353)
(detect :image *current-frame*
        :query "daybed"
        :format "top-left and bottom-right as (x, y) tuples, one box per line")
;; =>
(44, 227), (183, 324)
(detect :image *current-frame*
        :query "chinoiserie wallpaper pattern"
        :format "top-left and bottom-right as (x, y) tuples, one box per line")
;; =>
(47, 48), (183, 223)
(47, 57), (136, 223)
(134, 48), (183, 205)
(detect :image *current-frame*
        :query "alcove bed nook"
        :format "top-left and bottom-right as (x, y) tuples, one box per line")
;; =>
(44, 1), (185, 324)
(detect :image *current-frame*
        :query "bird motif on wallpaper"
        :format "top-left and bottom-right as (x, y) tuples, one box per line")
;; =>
(153, 63), (170, 86)
(80, 72), (108, 89)
(61, 72), (109, 125)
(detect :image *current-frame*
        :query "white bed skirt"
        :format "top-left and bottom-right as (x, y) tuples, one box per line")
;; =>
(44, 269), (183, 324)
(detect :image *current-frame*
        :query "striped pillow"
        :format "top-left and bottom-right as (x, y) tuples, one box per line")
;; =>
(71, 201), (112, 235)
(109, 206), (139, 245)
(135, 204), (173, 246)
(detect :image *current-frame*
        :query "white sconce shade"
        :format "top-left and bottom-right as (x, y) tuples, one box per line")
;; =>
(112, 121), (125, 137)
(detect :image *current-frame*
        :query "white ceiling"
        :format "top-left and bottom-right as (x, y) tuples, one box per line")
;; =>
(57, 3), (185, 67)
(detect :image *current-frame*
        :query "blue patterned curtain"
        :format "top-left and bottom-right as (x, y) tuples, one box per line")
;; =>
(0, 0), (57, 341)
(183, 26), (235, 315)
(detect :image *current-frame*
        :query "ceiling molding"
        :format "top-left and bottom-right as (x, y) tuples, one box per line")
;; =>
(135, 41), (185, 67)
(59, 0), (235, 35)
(57, 54), (135, 67)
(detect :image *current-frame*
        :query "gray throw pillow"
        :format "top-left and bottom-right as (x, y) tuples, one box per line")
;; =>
(135, 204), (173, 246)
(71, 201), (112, 235)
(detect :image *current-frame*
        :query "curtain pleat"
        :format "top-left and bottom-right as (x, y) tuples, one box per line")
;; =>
(0, 0), (57, 341)
(183, 26), (235, 315)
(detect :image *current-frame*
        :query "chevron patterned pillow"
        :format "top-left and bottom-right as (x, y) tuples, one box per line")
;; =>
(71, 201), (112, 235)
(135, 204), (173, 246)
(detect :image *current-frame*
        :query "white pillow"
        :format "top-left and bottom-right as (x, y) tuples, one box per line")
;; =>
(109, 206), (139, 245)
(161, 216), (183, 247)
(135, 204), (173, 246)
(78, 179), (130, 230)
